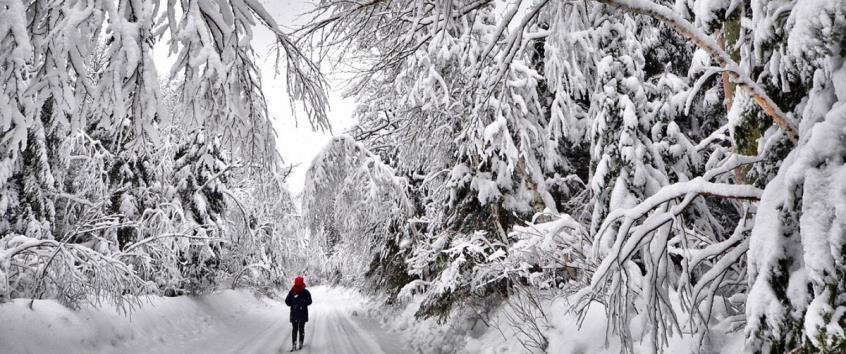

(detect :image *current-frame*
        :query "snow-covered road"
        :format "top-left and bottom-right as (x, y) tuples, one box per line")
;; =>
(1, 286), (410, 354)
(202, 286), (410, 354)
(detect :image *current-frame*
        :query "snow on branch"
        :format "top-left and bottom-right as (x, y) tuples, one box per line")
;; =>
(594, 177), (762, 250)
(576, 155), (763, 351)
(593, 0), (800, 143)
(0, 235), (148, 311)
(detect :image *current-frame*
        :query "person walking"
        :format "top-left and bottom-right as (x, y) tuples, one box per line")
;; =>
(285, 276), (312, 351)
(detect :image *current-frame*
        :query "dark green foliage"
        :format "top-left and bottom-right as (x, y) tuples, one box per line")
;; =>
(173, 130), (229, 226)
(1, 99), (61, 238)
(364, 238), (416, 303)
(178, 242), (223, 295)
(643, 24), (693, 78)
(416, 278), (509, 323)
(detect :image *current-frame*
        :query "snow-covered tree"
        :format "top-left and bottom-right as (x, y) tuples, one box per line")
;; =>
(0, 0), (329, 307)
(300, 1), (585, 317)
(223, 164), (303, 291)
(739, 0), (846, 351)
(302, 136), (413, 284)
(302, 136), (371, 254)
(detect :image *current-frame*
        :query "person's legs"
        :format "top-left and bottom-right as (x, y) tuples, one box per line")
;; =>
(291, 321), (300, 347)
(297, 321), (305, 347)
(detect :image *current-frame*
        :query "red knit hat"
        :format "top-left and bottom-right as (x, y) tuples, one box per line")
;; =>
(292, 276), (306, 294)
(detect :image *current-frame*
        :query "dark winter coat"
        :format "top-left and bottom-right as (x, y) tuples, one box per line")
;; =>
(285, 288), (312, 322)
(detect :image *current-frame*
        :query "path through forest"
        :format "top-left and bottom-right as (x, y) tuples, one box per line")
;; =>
(141, 286), (410, 354)
(0, 286), (410, 354)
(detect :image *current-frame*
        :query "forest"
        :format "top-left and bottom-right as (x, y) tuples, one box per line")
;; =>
(1, 0), (844, 353)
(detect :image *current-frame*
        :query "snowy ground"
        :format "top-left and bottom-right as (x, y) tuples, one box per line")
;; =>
(1, 284), (748, 353)
(380, 290), (746, 354)
(0, 286), (410, 354)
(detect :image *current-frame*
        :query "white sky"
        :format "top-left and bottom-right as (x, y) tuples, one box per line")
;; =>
(253, 1), (358, 196)
(154, 0), (357, 196)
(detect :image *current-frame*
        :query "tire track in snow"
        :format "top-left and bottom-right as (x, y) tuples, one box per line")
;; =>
(232, 317), (287, 353)
(222, 286), (408, 354)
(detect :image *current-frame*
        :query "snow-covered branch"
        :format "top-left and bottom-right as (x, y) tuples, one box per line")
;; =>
(592, 0), (799, 143)
(1, 235), (147, 310)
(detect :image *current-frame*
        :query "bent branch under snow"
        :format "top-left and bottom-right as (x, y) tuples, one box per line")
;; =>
(592, 0), (800, 143)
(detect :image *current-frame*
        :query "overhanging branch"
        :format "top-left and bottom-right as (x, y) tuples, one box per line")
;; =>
(591, 0), (800, 143)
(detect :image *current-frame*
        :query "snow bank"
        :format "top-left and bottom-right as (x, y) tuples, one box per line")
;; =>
(466, 295), (745, 354)
(376, 289), (746, 354)
(0, 289), (284, 353)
